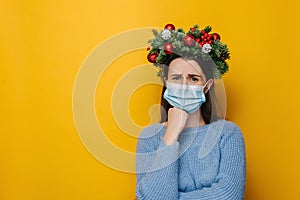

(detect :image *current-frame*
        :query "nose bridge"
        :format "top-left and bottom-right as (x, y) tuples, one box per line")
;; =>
(182, 77), (187, 85)
(182, 73), (188, 85)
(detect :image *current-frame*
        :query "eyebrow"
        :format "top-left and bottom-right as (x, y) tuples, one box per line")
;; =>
(170, 74), (203, 78)
(170, 74), (181, 77)
(187, 74), (202, 78)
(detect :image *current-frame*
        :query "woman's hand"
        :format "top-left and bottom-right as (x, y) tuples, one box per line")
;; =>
(164, 107), (188, 145)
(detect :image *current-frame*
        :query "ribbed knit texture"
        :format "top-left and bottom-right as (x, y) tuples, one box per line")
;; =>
(136, 120), (246, 200)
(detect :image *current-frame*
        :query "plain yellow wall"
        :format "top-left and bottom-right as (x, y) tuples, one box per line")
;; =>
(1, 0), (300, 199)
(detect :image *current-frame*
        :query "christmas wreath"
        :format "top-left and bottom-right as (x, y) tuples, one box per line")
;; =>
(147, 23), (230, 79)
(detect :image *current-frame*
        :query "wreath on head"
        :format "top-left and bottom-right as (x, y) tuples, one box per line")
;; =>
(146, 23), (230, 79)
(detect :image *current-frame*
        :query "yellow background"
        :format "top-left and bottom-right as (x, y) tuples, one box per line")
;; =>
(1, 0), (300, 199)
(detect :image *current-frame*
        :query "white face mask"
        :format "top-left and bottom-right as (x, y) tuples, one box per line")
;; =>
(163, 82), (208, 114)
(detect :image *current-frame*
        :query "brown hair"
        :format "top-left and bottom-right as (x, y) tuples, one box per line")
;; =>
(159, 56), (218, 124)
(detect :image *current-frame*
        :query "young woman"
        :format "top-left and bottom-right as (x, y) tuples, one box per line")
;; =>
(135, 24), (246, 200)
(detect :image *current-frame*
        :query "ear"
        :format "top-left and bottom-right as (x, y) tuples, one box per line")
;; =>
(204, 79), (214, 94)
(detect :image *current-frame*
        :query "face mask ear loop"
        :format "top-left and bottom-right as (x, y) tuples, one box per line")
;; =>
(203, 79), (212, 93)
(203, 81), (208, 91)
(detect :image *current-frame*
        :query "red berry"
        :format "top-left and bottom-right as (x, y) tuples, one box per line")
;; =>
(195, 38), (200, 43)
(208, 40), (213, 44)
(147, 47), (150, 51)
(190, 27), (195, 31)
(204, 33), (208, 37)
(164, 24), (175, 31)
(201, 30), (206, 35)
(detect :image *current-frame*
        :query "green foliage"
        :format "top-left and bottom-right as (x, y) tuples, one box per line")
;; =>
(152, 29), (160, 37)
(204, 26), (212, 33)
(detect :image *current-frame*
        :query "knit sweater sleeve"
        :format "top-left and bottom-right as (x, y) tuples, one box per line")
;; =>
(136, 125), (179, 200)
(179, 124), (246, 200)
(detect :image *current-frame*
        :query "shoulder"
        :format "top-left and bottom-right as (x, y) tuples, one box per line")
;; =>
(205, 120), (242, 137)
(222, 120), (242, 134)
(219, 120), (245, 147)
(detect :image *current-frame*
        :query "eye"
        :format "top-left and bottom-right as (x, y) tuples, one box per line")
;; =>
(190, 77), (199, 82)
(172, 76), (181, 80)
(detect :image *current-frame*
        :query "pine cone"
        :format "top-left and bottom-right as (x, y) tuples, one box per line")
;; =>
(219, 51), (230, 61)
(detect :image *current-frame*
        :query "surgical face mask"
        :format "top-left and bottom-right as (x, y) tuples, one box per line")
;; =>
(163, 82), (207, 114)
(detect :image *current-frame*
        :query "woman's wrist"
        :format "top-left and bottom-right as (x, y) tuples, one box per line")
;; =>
(163, 128), (180, 145)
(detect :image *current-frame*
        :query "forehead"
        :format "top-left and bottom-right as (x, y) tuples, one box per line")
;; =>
(168, 58), (206, 78)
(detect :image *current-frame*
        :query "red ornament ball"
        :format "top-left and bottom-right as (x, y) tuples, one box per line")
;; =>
(147, 53), (158, 63)
(183, 35), (195, 47)
(164, 43), (173, 54)
(213, 33), (221, 40)
(164, 24), (175, 31)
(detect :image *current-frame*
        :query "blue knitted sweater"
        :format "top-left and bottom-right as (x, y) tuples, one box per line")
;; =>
(136, 120), (246, 200)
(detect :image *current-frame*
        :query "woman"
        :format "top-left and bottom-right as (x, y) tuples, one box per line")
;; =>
(135, 24), (246, 200)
